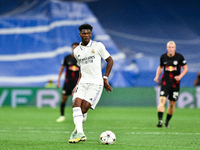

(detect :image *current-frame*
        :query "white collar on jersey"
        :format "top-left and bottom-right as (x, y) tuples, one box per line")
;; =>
(79, 40), (92, 50)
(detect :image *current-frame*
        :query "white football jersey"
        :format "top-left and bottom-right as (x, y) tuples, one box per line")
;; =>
(73, 40), (110, 85)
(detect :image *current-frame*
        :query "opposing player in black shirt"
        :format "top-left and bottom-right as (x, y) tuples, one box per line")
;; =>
(154, 41), (188, 127)
(56, 42), (80, 122)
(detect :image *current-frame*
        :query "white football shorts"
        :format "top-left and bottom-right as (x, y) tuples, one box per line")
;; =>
(72, 83), (103, 110)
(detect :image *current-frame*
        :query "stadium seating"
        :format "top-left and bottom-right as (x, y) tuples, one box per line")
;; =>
(0, 0), (137, 87)
(0, 0), (199, 87)
(87, 0), (200, 87)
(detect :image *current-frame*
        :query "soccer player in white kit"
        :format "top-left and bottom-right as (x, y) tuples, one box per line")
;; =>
(68, 24), (113, 143)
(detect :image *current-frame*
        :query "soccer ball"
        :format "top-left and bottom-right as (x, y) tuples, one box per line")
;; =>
(100, 130), (116, 145)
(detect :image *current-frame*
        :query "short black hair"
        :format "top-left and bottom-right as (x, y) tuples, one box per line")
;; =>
(78, 24), (93, 32)
(72, 42), (79, 47)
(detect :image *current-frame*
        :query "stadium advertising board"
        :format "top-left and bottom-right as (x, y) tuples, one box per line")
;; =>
(154, 86), (200, 108)
(0, 87), (200, 108)
(0, 88), (61, 108)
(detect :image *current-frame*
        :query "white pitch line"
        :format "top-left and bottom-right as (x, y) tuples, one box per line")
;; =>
(0, 129), (70, 134)
(1, 126), (199, 135)
(128, 132), (200, 135)
(2, 127), (66, 130)
(0, 129), (199, 135)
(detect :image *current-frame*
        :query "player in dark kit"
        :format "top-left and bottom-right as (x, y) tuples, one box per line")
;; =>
(154, 41), (188, 127)
(56, 42), (80, 122)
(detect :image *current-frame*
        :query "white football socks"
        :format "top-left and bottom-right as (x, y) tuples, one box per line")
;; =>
(83, 113), (87, 124)
(72, 109), (87, 134)
(73, 107), (83, 134)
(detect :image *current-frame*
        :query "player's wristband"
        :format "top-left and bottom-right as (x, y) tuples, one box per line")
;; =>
(103, 76), (108, 79)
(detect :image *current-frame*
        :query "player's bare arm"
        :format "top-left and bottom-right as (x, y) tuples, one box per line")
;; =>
(72, 72), (81, 96)
(104, 56), (113, 93)
(154, 66), (163, 83)
(57, 65), (65, 88)
(174, 64), (188, 81)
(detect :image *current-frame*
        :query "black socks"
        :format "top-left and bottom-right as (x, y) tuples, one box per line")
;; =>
(60, 102), (66, 116)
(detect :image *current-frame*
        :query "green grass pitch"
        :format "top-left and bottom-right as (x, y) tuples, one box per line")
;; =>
(0, 107), (200, 150)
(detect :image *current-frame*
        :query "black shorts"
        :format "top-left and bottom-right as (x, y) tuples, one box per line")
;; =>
(160, 85), (180, 101)
(62, 81), (77, 96)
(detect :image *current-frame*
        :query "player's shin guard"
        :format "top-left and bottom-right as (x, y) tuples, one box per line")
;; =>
(73, 107), (83, 134)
